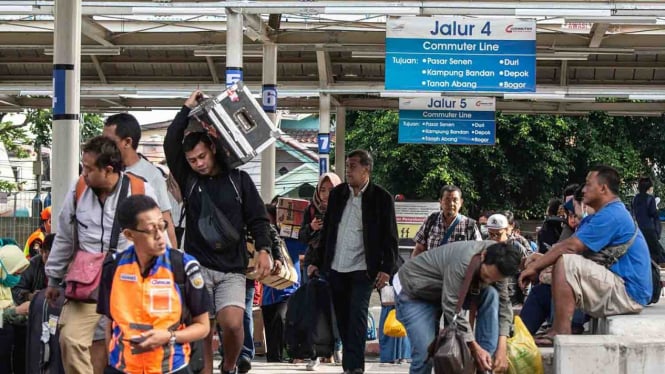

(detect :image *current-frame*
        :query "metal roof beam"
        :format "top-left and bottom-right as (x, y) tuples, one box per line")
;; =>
(81, 16), (114, 47)
(205, 56), (220, 84)
(243, 13), (273, 43)
(316, 49), (333, 88)
(589, 23), (610, 48)
(90, 55), (107, 84)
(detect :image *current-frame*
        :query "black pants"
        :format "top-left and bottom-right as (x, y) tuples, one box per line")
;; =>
(261, 301), (288, 362)
(642, 227), (665, 263)
(328, 270), (373, 373)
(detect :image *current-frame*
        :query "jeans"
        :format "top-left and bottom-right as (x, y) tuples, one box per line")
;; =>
(520, 284), (587, 336)
(396, 286), (500, 374)
(241, 282), (256, 360)
(378, 305), (411, 363)
(328, 270), (373, 372)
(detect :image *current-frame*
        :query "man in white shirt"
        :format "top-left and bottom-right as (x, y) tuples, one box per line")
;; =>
(103, 113), (178, 246)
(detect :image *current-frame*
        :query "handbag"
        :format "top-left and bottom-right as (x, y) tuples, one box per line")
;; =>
(383, 309), (407, 338)
(197, 183), (240, 253)
(65, 175), (130, 302)
(430, 253), (482, 374)
(366, 312), (377, 341)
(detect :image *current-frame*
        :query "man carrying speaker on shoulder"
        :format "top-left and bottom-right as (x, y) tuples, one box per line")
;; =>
(164, 90), (282, 374)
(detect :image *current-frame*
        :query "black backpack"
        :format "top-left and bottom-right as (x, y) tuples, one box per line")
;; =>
(649, 259), (662, 305)
(285, 277), (339, 359)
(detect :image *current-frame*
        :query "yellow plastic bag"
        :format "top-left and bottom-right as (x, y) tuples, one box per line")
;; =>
(383, 309), (407, 338)
(507, 316), (544, 374)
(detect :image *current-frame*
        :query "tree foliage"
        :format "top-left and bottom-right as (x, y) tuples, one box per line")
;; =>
(0, 109), (104, 153)
(344, 110), (665, 219)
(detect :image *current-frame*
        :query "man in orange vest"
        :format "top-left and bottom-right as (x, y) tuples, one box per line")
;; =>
(98, 194), (210, 374)
(23, 207), (52, 258)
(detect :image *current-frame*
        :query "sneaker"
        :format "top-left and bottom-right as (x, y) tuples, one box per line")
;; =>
(237, 356), (252, 374)
(221, 368), (238, 374)
(306, 358), (320, 371)
(333, 350), (343, 364)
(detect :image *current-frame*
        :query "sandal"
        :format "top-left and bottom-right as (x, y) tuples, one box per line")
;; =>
(534, 335), (555, 347)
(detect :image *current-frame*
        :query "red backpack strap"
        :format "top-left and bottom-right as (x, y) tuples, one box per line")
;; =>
(125, 172), (145, 195)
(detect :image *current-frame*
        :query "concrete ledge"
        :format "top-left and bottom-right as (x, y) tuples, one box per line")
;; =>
(555, 335), (665, 374)
(592, 301), (665, 336)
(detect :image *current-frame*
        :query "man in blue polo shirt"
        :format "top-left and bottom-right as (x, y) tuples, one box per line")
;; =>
(520, 165), (651, 339)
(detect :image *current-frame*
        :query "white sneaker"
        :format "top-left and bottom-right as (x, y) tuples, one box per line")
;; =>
(306, 358), (320, 371)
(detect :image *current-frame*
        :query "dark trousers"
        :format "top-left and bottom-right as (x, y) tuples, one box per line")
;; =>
(642, 227), (665, 263)
(329, 270), (373, 373)
(261, 301), (288, 362)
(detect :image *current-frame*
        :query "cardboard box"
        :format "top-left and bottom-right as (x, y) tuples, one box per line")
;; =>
(276, 197), (309, 239)
(252, 307), (266, 355)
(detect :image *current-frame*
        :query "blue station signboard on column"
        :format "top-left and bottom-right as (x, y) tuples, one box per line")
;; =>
(398, 96), (496, 145)
(385, 16), (536, 92)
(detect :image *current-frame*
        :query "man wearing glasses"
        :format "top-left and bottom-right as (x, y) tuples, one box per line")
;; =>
(412, 185), (482, 258)
(98, 195), (211, 374)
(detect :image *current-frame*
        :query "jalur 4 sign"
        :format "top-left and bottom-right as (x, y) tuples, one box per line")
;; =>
(385, 16), (536, 92)
(398, 96), (496, 145)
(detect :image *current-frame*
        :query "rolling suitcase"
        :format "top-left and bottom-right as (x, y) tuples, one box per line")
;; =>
(26, 288), (65, 374)
(188, 81), (279, 168)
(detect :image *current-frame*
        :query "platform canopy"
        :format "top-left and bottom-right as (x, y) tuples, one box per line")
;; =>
(1, 1), (665, 115)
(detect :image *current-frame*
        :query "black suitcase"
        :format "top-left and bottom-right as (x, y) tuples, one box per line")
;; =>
(26, 289), (65, 374)
(188, 81), (279, 168)
(285, 278), (339, 359)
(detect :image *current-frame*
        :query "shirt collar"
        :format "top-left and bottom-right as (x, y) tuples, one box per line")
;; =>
(348, 179), (370, 196)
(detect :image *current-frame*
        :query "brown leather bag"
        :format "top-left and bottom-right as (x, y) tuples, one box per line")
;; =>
(429, 254), (482, 374)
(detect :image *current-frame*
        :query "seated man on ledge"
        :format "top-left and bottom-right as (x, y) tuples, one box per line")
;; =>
(520, 165), (652, 343)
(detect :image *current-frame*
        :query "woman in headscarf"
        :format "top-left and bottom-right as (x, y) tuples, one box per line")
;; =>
(298, 172), (342, 370)
(0, 244), (30, 373)
(299, 172), (342, 284)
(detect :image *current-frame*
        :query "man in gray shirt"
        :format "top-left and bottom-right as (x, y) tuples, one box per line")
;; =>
(394, 241), (521, 374)
(103, 113), (178, 246)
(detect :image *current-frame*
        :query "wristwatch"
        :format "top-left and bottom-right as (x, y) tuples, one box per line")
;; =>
(169, 331), (176, 346)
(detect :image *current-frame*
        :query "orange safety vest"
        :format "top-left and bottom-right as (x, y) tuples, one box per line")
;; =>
(108, 248), (189, 374)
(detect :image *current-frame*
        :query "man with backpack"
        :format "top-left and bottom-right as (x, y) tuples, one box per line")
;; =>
(103, 113), (178, 247)
(164, 90), (275, 374)
(520, 165), (653, 342)
(411, 185), (481, 258)
(45, 136), (158, 374)
(97, 195), (210, 374)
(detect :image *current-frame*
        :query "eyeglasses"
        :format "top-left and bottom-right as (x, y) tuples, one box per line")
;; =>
(132, 219), (169, 237)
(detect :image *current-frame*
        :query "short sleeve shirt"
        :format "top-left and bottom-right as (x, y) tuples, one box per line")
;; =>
(127, 158), (172, 213)
(574, 201), (653, 305)
(414, 212), (482, 251)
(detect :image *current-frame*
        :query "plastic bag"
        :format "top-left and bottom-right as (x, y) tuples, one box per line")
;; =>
(383, 309), (407, 338)
(507, 316), (544, 374)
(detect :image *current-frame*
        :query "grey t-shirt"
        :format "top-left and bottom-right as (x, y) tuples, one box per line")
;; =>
(126, 158), (172, 212)
(398, 240), (513, 342)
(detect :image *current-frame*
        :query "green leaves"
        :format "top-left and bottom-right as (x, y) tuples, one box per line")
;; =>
(344, 110), (664, 219)
(0, 109), (104, 156)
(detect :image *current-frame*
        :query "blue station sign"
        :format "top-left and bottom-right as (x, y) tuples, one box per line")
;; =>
(398, 96), (496, 145)
(386, 17), (536, 92)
